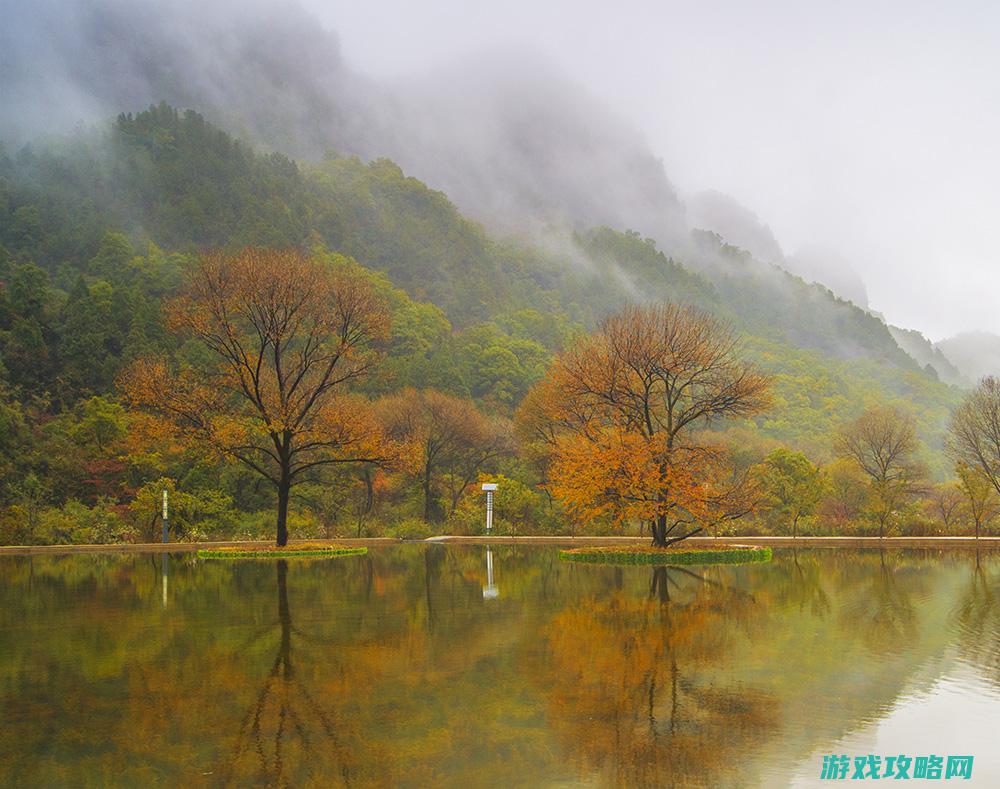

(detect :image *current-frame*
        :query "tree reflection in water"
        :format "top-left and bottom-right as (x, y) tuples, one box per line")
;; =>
(2, 546), (996, 786)
(537, 563), (778, 787)
(954, 550), (1000, 684)
(225, 560), (347, 786)
(839, 549), (920, 656)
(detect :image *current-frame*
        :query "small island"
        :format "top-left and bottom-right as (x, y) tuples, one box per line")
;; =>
(196, 543), (368, 559)
(559, 545), (772, 566)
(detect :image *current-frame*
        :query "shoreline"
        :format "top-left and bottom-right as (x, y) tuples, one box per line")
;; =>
(3, 534), (1000, 556)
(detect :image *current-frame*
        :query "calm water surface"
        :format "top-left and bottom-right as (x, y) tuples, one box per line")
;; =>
(2, 546), (1000, 787)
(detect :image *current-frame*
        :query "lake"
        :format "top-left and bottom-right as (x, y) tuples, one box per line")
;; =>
(1, 546), (998, 787)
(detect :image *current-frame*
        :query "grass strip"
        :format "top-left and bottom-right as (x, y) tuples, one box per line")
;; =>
(197, 545), (367, 559)
(559, 545), (771, 566)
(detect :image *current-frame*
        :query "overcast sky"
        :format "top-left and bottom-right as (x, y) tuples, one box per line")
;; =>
(305, 0), (1000, 341)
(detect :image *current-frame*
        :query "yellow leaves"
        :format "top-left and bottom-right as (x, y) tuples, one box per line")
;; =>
(547, 428), (730, 528)
(523, 301), (771, 534)
(119, 248), (395, 493)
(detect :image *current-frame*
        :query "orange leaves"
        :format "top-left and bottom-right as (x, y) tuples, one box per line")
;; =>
(118, 248), (394, 492)
(523, 302), (772, 534)
(549, 429), (662, 524)
(548, 429), (729, 527)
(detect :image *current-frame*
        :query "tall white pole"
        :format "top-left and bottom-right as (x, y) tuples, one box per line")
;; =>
(482, 482), (497, 534)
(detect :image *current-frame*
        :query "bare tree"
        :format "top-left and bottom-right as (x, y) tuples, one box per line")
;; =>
(378, 388), (511, 522)
(926, 482), (965, 532)
(834, 405), (923, 538)
(121, 249), (392, 545)
(949, 376), (1000, 497)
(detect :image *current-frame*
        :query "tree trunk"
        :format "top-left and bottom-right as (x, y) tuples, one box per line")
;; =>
(792, 513), (798, 539)
(650, 566), (670, 602)
(652, 515), (668, 547)
(651, 514), (701, 548)
(422, 463), (434, 522)
(276, 471), (291, 547)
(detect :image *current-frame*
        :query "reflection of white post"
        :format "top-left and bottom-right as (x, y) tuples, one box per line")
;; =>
(483, 548), (498, 599)
(161, 554), (169, 608)
(482, 482), (497, 534)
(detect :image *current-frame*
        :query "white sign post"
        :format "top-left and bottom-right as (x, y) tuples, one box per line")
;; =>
(162, 489), (169, 543)
(481, 482), (497, 534)
(482, 483), (499, 598)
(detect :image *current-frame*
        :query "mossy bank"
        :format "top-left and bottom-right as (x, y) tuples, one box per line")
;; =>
(559, 545), (772, 566)
(197, 545), (368, 559)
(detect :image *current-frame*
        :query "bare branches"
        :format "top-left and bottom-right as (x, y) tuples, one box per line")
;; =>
(834, 404), (924, 537)
(120, 248), (392, 543)
(949, 376), (1000, 497)
(524, 302), (772, 546)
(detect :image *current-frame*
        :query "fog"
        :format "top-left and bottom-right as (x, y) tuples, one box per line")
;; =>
(313, 0), (1000, 341)
(3, 0), (999, 341)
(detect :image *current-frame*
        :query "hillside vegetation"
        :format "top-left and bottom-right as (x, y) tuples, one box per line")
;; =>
(0, 105), (966, 543)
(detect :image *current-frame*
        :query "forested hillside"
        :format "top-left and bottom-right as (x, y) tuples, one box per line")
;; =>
(0, 105), (965, 543)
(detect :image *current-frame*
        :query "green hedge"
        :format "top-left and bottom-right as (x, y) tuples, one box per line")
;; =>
(558, 546), (772, 566)
(196, 546), (368, 559)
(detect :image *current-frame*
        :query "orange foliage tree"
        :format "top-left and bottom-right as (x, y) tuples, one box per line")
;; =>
(377, 388), (511, 522)
(120, 248), (392, 545)
(519, 303), (770, 547)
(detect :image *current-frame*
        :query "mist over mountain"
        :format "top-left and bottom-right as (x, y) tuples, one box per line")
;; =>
(4, 0), (964, 383)
(888, 326), (967, 387)
(1, 0), (685, 243)
(687, 190), (786, 266)
(684, 190), (874, 313)
(935, 332), (1000, 385)
(784, 246), (869, 310)
(1, 0), (376, 156)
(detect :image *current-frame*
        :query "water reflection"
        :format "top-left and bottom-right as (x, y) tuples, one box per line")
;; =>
(483, 548), (498, 599)
(162, 553), (169, 608)
(954, 551), (1000, 684)
(537, 564), (774, 786)
(225, 560), (346, 785)
(1, 548), (1000, 786)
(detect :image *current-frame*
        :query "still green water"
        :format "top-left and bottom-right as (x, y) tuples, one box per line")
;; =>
(1, 546), (999, 787)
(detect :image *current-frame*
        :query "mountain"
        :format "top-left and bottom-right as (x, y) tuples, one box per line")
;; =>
(935, 332), (1000, 385)
(1, 0), (686, 245)
(686, 190), (786, 266)
(0, 0), (967, 437)
(888, 326), (968, 386)
(784, 246), (869, 309)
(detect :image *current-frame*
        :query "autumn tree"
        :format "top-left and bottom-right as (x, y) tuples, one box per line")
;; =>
(378, 388), (511, 522)
(925, 482), (965, 532)
(120, 248), (391, 546)
(817, 458), (869, 531)
(834, 405), (923, 538)
(948, 376), (1000, 500)
(956, 462), (1000, 540)
(754, 448), (826, 538)
(520, 303), (771, 547)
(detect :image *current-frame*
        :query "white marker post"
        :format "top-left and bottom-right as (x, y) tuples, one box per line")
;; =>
(162, 489), (169, 543)
(481, 482), (497, 534)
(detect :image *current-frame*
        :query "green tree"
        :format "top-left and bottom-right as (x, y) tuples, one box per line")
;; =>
(956, 462), (1000, 540)
(755, 449), (826, 538)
